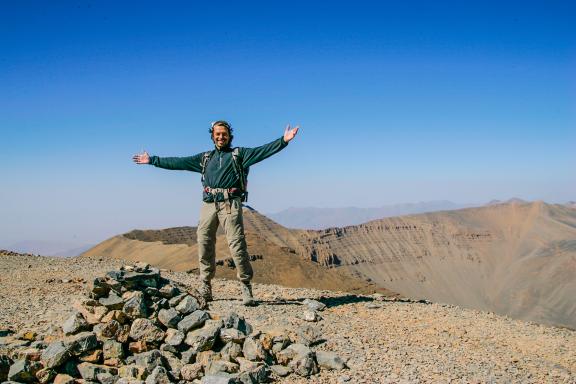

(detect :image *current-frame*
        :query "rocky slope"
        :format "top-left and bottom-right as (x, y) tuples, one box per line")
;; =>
(82, 201), (576, 329)
(1, 251), (575, 383)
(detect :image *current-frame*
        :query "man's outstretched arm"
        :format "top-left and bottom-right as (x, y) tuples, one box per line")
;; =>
(132, 151), (203, 172)
(241, 124), (299, 168)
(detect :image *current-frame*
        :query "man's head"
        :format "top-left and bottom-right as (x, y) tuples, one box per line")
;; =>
(210, 120), (234, 149)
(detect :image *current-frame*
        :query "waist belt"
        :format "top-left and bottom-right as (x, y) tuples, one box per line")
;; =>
(204, 187), (242, 214)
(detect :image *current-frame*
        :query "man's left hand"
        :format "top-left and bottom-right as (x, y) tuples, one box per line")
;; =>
(283, 124), (300, 143)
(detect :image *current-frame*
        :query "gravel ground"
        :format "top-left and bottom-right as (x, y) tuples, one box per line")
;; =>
(1, 252), (575, 383)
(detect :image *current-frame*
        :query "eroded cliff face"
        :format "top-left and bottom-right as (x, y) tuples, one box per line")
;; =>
(291, 202), (576, 329)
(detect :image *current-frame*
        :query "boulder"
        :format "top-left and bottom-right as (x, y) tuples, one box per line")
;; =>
(103, 339), (125, 360)
(222, 313), (252, 335)
(7, 359), (42, 383)
(53, 373), (76, 384)
(185, 320), (222, 353)
(130, 318), (165, 344)
(35, 367), (57, 383)
(303, 298), (326, 311)
(178, 310), (210, 333)
(180, 363), (203, 381)
(158, 308), (181, 329)
(164, 328), (185, 347)
(99, 292), (125, 310)
(316, 351), (346, 370)
(132, 349), (165, 377)
(124, 291), (148, 319)
(66, 331), (98, 356)
(242, 337), (268, 362)
(77, 362), (118, 381)
(220, 328), (246, 344)
(62, 312), (89, 335)
(144, 365), (171, 384)
(41, 340), (72, 369)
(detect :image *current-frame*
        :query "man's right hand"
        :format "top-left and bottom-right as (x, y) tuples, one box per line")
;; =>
(133, 151), (150, 164)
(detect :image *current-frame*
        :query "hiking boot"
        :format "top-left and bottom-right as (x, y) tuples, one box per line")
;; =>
(199, 280), (212, 302)
(241, 281), (256, 306)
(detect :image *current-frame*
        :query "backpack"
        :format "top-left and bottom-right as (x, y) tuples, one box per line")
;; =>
(200, 148), (249, 202)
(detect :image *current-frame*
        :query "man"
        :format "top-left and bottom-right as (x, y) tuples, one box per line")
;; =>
(133, 121), (299, 305)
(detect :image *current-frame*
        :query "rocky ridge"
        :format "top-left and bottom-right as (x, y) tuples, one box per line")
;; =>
(1, 251), (575, 383)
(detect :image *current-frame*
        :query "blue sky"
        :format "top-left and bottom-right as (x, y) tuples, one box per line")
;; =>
(1, 1), (574, 249)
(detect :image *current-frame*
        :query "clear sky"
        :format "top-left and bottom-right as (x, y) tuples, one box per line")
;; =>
(1, 1), (574, 249)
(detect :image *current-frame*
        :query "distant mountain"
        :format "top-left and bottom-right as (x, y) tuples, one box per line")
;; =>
(6, 240), (94, 257)
(267, 200), (473, 229)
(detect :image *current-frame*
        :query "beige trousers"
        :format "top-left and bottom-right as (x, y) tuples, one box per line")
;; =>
(197, 197), (253, 283)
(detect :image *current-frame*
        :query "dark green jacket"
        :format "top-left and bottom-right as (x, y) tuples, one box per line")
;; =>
(149, 136), (288, 202)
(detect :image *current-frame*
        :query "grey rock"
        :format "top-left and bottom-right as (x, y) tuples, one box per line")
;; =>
(175, 295), (199, 315)
(116, 378), (146, 384)
(97, 372), (118, 384)
(95, 319), (121, 340)
(77, 362), (118, 381)
(145, 366), (171, 384)
(236, 363), (270, 384)
(220, 328), (246, 345)
(159, 343), (178, 354)
(289, 354), (319, 377)
(123, 269), (160, 288)
(295, 324), (322, 346)
(242, 338), (268, 362)
(201, 374), (238, 384)
(118, 365), (141, 379)
(66, 331), (98, 356)
(130, 318), (165, 343)
(35, 367), (57, 384)
(133, 349), (165, 376)
(62, 312), (89, 335)
(167, 293), (187, 308)
(276, 343), (313, 365)
(220, 342), (243, 363)
(53, 373), (76, 384)
(99, 292), (125, 310)
(164, 329), (185, 347)
(222, 313), (252, 335)
(160, 350), (182, 378)
(178, 310), (210, 333)
(270, 364), (291, 377)
(205, 360), (239, 375)
(0, 354), (13, 381)
(301, 309), (321, 322)
(180, 363), (203, 381)
(103, 339), (125, 360)
(124, 291), (148, 319)
(7, 359), (41, 383)
(185, 320), (222, 353)
(316, 351), (346, 370)
(159, 284), (179, 299)
(158, 308), (181, 329)
(303, 298), (327, 311)
(88, 277), (110, 298)
(41, 340), (72, 368)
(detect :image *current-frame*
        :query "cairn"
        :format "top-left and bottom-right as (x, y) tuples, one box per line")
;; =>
(0, 262), (346, 383)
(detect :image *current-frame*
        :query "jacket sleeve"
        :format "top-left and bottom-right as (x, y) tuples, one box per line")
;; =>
(240, 137), (288, 168)
(149, 153), (204, 172)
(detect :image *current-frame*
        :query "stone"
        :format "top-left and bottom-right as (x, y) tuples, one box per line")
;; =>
(66, 331), (98, 356)
(295, 324), (322, 346)
(220, 342), (243, 363)
(0, 354), (13, 381)
(303, 298), (327, 311)
(95, 320), (122, 341)
(145, 366), (171, 384)
(158, 308), (181, 328)
(35, 367), (57, 383)
(20, 331), (38, 341)
(236, 364), (270, 383)
(97, 372), (118, 384)
(276, 343), (313, 365)
(164, 328), (185, 347)
(175, 295), (199, 314)
(180, 363), (203, 381)
(123, 269), (160, 288)
(196, 350), (220, 367)
(270, 364), (291, 377)
(316, 351), (346, 370)
(130, 318), (165, 344)
(159, 284), (179, 299)
(205, 360), (239, 375)
(99, 292), (125, 310)
(124, 291), (148, 319)
(53, 373), (76, 384)
(129, 340), (150, 354)
(301, 309), (321, 322)
(180, 349), (197, 365)
(242, 337), (268, 362)
(160, 343), (178, 354)
(15, 348), (42, 361)
(41, 340), (72, 368)
(117, 324), (132, 343)
(201, 374), (237, 384)
(118, 364), (142, 379)
(7, 359), (42, 383)
(103, 339), (125, 360)
(133, 349), (165, 377)
(222, 313), (252, 335)
(220, 328), (246, 344)
(160, 350), (182, 378)
(62, 312), (89, 335)
(185, 320), (222, 353)
(88, 277), (110, 298)
(289, 354), (319, 377)
(78, 349), (102, 363)
(178, 310), (210, 333)
(77, 362), (118, 381)
(101, 310), (129, 324)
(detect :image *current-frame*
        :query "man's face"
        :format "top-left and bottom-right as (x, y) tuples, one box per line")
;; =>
(212, 125), (231, 149)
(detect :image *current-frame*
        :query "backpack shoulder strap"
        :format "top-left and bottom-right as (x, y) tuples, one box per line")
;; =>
(200, 150), (214, 183)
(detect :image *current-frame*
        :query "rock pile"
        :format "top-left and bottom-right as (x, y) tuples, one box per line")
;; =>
(1, 262), (345, 383)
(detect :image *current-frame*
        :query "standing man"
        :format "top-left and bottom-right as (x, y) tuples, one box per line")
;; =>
(133, 121), (299, 306)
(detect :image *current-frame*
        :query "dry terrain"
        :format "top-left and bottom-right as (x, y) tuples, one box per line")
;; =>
(1, 251), (575, 383)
